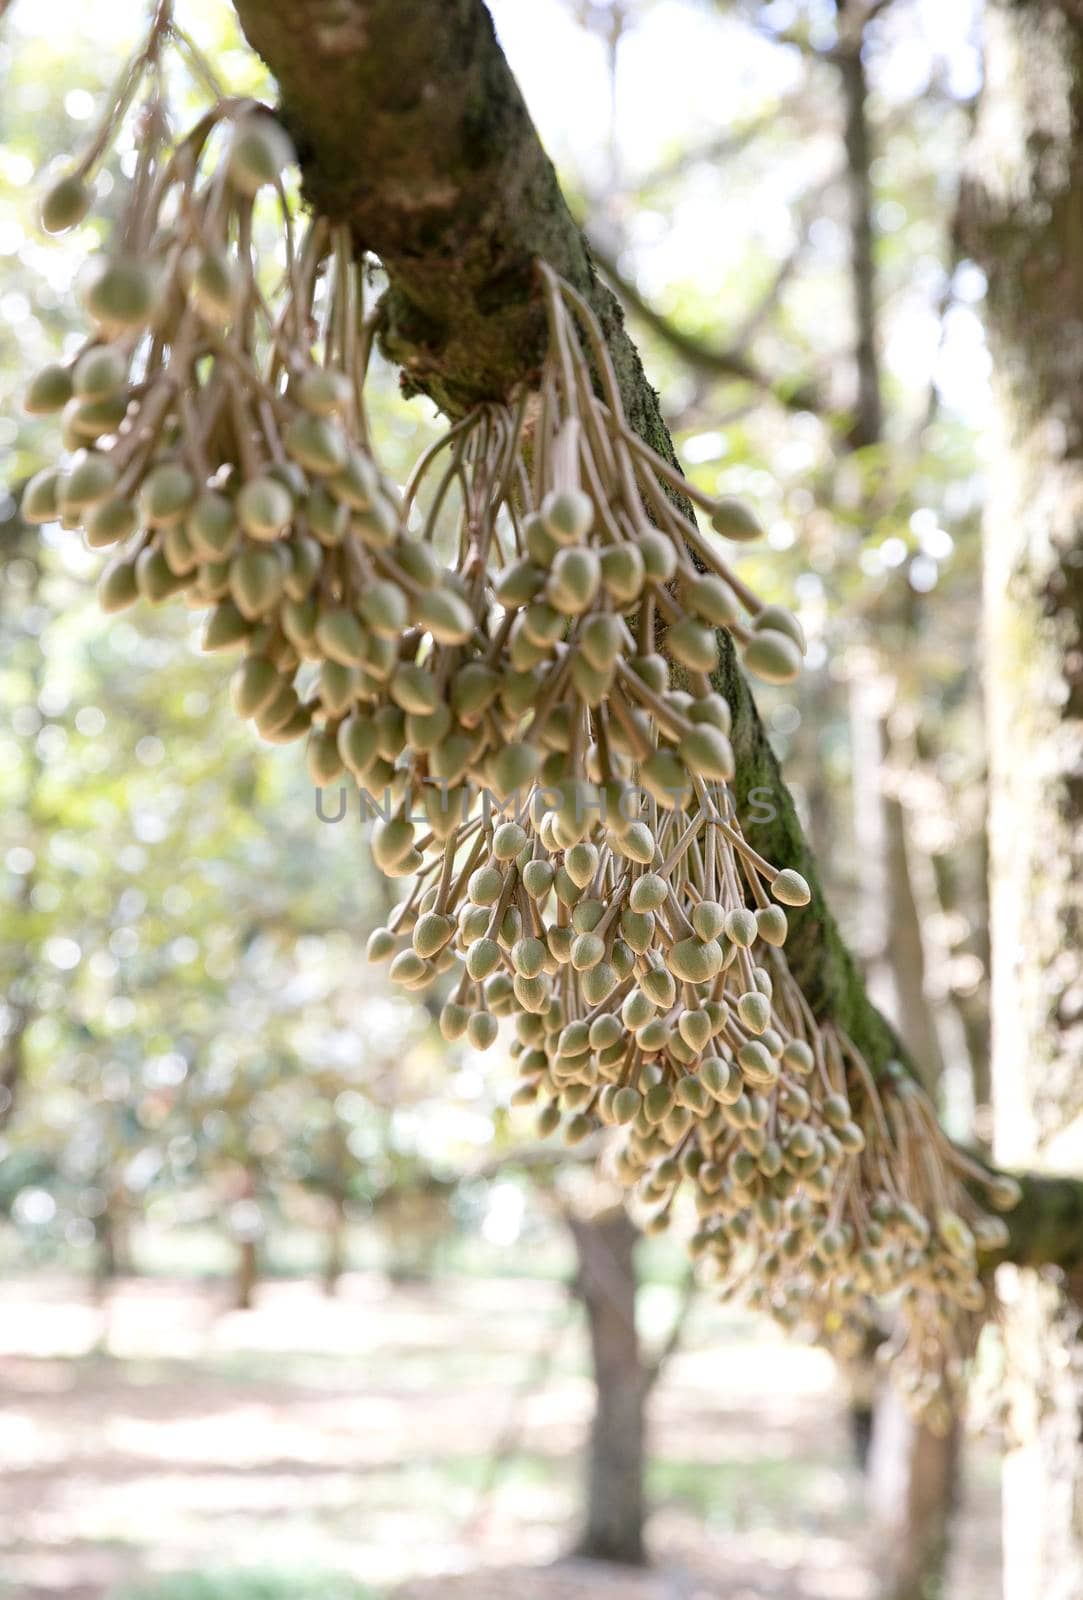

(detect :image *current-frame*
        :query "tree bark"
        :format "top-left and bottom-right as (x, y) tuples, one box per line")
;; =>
(323, 1192), (347, 1297)
(930, 824), (993, 1133)
(864, 720), (964, 1598)
(868, 1383), (960, 1600)
(847, 684), (948, 1092)
(566, 1209), (647, 1566)
(836, 8), (882, 449)
(962, 3), (1083, 1592)
(234, 1238), (258, 1311)
(848, 677), (896, 1017)
(230, 0), (672, 452)
(93, 1190), (130, 1304)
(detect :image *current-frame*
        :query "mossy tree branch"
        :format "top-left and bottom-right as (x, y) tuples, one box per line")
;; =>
(229, 0), (676, 468)
(229, 0), (1083, 1269)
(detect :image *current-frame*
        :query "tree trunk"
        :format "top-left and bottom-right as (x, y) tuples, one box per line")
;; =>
(566, 1208), (647, 1566)
(836, 8), (881, 450)
(868, 1384), (960, 1600)
(92, 1191), (130, 1306)
(865, 734), (963, 1597)
(882, 778), (949, 1091)
(833, 17), (965, 1576)
(94, 1213), (119, 1301)
(848, 684), (949, 1092)
(930, 824), (993, 1134)
(848, 677), (895, 1017)
(235, 1238), (258, 1311)
(323, 1193), (347, 1297)
(963, 4), (1083, 1592)
(850, 696), (962, 1588)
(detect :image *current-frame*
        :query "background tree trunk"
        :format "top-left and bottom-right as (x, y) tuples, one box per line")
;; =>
(322, 1192), (347, 1297)
(566, 1208), (647, 1566)
(234, 1238), (258, 1312)
(93, 1189), (130, 1306)
(231, 1167), (261, 1311)
(963, 3), (1083, 1592)
(868, 1384), (960, 1600)
(832, 16), (964, 1580)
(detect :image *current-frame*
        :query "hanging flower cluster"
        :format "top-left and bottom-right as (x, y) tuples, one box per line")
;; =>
(22, 8), (1017, 1427)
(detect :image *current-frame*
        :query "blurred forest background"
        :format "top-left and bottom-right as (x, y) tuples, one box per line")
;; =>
(0, 0), (1012, 1597)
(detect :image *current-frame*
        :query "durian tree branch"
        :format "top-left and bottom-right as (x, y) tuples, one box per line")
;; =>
(228, 0), (1083, 1269)
(230, 0), (676, 463)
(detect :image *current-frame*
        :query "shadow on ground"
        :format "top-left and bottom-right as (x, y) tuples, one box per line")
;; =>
(0, 1274), (1001, 1600)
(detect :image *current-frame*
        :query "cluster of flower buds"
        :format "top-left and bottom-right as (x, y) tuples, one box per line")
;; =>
(24, 89), (799, 795)
(735, 1030), (1018, 1431)
(24, 15), (1017, 1426)
(25, 52), (414, 764)
(288, 263), (810, 820)
(366, 748), (1013, 1425)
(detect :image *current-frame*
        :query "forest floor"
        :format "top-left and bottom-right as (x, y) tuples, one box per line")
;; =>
(0, 1270), (1002, 1600)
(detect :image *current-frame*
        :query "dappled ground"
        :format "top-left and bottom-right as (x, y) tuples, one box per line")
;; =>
(0, 1270), (1001, 1600)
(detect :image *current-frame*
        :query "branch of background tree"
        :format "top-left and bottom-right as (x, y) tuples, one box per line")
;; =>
(586, 238), (825, 416)
(632, 108), (782, 193)
(725, 240), (806, 353)
(738, 0), (897, 63)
